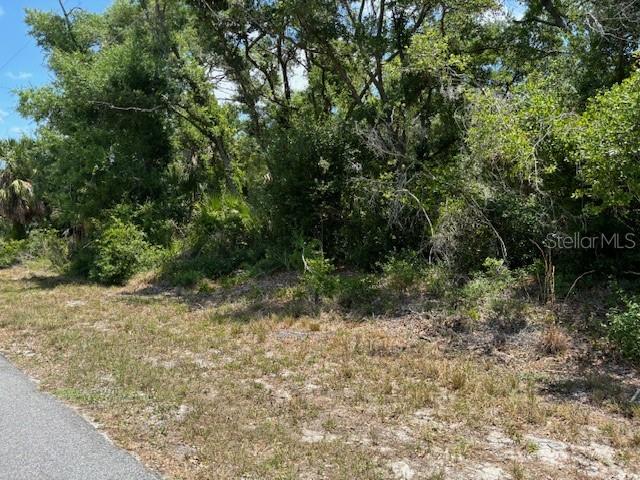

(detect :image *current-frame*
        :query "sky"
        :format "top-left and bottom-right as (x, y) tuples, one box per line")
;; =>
(0, 0), (525, 140)
(0, 0), (111, 139)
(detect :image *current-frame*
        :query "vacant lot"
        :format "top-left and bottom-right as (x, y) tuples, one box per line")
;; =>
(0, 265), (638, 479)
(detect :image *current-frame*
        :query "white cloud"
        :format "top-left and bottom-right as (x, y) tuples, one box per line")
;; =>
(0, 110), (8, 123)
(6, 71), (33, 81)
(0, 6), (5, 17)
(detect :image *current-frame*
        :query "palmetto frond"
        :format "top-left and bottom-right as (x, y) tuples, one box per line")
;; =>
(0, 170), (44, 225)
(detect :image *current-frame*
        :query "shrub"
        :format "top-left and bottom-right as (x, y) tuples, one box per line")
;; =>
(301, 248), (338, 302)
(0, 239), (25, 268)
(169, 266), (204, 287)
(24, 228), (69, 270)
(380, 253), (423, 292)
(337, 274), (393, 315)
(460, 258), (514, 305)
(608, 296), (640, 362)
(0, 229), (70, 271)
(187, 194), (259, 276)
(456, 258), (531, 327)
(431, 199), (500, 273)
(159, 195), (261, 286)
(89, 219), (154, 285)
(489, 298), (527, 333)
(423, 264), (454, 298)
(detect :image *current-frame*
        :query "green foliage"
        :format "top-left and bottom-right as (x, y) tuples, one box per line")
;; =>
(422, 264), (454, 298)
(608, 296), (640, 362)
(18, 0), (236, 238)
(89, 219), (155, 285)
(166, 263), (205, 288)
(190, 194), (256, 254)
(265, 113), (388, 265)
(0, 139), (45, 238)
(301, 248), (338, 302)
(408, 28), (469, 76)
(23, 228), (69, 270)
(0, 229), (69, 270)
(0, 239), (26, 268)
(336, 275), (393, 315)
(460, 258), (518, 305)
(380, 253), (423, 292)
(466, 74), (572, 188)
(5, 0), (640, 292)
(488, 298), (528, 333)
(188, 194), (258, 274)
(573, 70), (640, 212)
(431, 199), (500, 273)
(160, 194), (259, 285)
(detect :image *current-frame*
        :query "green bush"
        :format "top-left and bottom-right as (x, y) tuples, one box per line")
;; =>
(108, 202), (177, 246)
(169, 266), (205, 287)
(301, 248), (338, 302)
(608, 296), (640, 362)
(488, 298), (528, 333)
(423, 264), (454, 298)
(187, 194), (259, 275)
(380, 253), (423, 292)
(161, 253), (205, 287)
(431, 199), (500, 274)
(336, 274), (394, 315)
(24, 228), (69, 270)
(0, 229), (70, 271)
(89, 219), (154, 285)
(460, 258), (514, 304)
(0, 239), (25, 268)
(455, 258), (531, 327)
(159, 195), (260, 285)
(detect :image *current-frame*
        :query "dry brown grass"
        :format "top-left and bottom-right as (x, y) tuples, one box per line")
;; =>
(0, 265), (638, 479)
(539, 325), (570, 355)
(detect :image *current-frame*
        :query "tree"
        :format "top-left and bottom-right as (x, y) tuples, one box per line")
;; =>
(19, 0), (239, 238)
(9, 0), (640, 275)
(573, 68), (640, 214)
(0, 141), (44, 238)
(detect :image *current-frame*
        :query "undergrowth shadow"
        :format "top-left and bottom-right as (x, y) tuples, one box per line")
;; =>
(25, 273), (91, 290)
(543, 370), (640, 417)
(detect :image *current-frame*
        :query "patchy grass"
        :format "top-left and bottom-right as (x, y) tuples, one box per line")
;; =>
(0, 265), (638, 479)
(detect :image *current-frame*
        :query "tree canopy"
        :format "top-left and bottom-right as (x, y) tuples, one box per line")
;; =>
(1, 0), (639, 277)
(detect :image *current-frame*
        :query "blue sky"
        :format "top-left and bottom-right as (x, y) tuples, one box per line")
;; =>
(0, 0), (111, 139)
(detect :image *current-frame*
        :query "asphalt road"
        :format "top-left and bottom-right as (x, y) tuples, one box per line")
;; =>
(0, 355), (160, 480)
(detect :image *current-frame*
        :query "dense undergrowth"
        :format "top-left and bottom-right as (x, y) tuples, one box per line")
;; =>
(2, 227), (639, 365)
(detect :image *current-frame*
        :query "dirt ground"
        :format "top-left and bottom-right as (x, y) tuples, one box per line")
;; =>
(0, 265), (638, 479)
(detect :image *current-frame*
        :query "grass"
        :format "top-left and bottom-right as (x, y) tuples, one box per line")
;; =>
(539, 325), (570, 355)
(0, 265), (638, 479)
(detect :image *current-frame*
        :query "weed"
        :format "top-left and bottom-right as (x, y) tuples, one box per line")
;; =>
(607, 295), (640, 361)
(511, 461), (527, 480)
(539, 325), (569, 355)
(524, 440), (539, 454)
